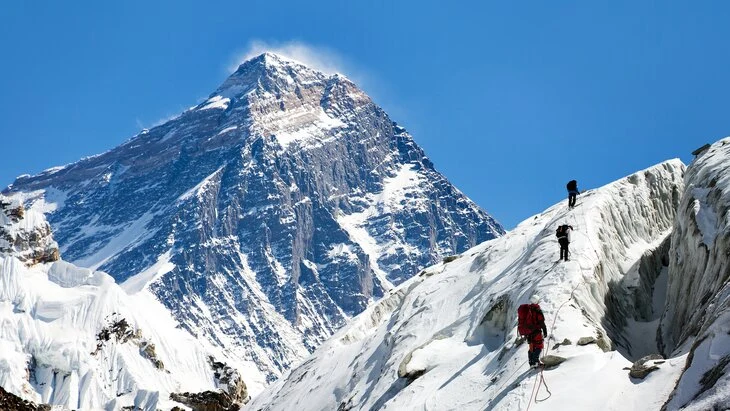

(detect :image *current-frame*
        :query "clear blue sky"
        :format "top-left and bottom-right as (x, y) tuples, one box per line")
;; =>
(1, 2), (727, 228)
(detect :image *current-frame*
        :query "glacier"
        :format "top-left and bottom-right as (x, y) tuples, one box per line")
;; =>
(660, 138), (730, 410)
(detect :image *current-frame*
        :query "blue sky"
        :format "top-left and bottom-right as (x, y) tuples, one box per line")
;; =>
(1, 2), (727, 228)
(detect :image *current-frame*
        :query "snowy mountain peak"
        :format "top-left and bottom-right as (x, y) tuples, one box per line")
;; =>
(5, 52), (504, 393)
(216, 52), (332, 100)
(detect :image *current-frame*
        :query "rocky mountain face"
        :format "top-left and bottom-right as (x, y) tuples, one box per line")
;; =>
(5, 53), (503, 388)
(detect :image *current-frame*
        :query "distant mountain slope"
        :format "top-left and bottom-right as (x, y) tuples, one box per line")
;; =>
(246, 160), (689, 411)
(5, 53), (503, 390)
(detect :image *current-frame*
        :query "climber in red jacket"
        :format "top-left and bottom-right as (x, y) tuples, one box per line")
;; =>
(517, 294), (548, 368)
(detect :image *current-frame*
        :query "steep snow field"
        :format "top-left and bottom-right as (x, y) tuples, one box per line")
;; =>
(0, 200), (244, 410)
(247, 160), (688, 411)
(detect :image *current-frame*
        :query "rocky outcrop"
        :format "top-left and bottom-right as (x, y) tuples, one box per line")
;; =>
(0, 195), (59, 266)
(170, 391), (241, 411)
(209, 357), (249, 404)
(576, 336), (595, 346)
(628, 354), (664, 379)
(0, 386), (50, 411)
(93, 314), (165, 370)
(541, 355), (567, 368)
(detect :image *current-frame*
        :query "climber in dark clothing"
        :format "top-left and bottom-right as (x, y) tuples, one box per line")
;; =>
(567, 180), (579, 208)
(556, 224), (573, 261)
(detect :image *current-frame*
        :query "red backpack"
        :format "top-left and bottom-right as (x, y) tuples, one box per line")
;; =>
(517, 304), (540, 336)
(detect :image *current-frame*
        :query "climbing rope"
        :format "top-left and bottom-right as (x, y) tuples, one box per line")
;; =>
(528, 202), (603, 409)
(525, 201), (607, 410)
(525, 370), (540, 411)
(524, 281), (580, 410)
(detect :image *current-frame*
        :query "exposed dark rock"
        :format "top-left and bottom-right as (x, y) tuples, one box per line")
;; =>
(0, 198), (59, 266)
(629, 354), (665, 379)
(209, 356), (249, 404)
(630, 364), (660, 379)
(553, 338), (572, 350)
(696, 355), (730, 401)
(397, 350), (427, 384)
(0, 386), (50, 411)
(7, 204), (24, 221)
(577, 336), (596, 346)
(596, 335), (613, 352)
(541, 355), (567, 368)
(170, 391), (241, 411)
(442, 255), (460, 263)
(93, 315), (165, 370)
(140, 341), (165, 370)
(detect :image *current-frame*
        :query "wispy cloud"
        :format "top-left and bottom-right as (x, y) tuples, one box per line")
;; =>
(228, 40), (351, 77)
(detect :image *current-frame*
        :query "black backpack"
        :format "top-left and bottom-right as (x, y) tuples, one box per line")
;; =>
(567, 180), (577, 191)
(556, 225), (568, 239)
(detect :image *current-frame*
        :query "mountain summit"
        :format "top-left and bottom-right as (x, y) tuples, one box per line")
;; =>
(5, 52), (503, 391)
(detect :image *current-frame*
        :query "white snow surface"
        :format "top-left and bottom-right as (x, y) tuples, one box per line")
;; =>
(247, 160), (689, 411)
(0, 201), (241, 410)
(268, 106), (346, 152)
(199, 95), (231, 111)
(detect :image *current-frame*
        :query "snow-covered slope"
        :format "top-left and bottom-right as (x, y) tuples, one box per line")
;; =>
(246, 160), (688, 411)
(4, 52), (503, 388)
(0, 195), (248, 410)
(660, 138), (730, 410)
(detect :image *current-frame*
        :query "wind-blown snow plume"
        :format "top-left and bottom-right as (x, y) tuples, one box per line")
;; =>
(231, 40), (349, 76)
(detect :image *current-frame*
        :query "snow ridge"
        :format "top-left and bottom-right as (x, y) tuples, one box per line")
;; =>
(246, 160), (688, 411)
